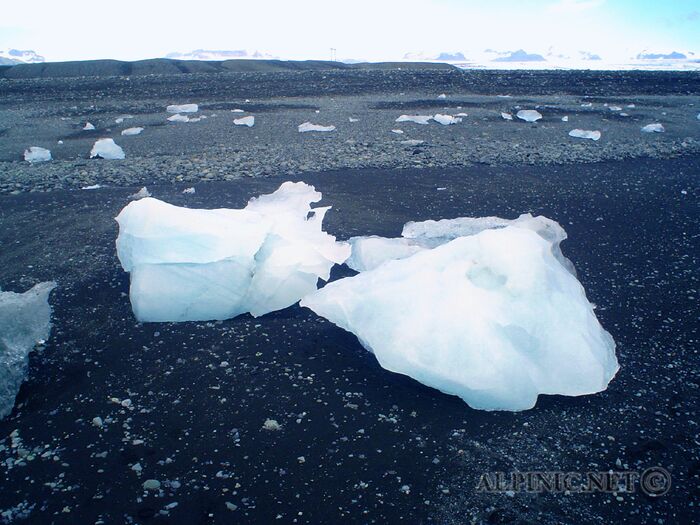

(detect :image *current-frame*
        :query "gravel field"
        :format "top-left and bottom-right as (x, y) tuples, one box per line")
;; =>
(1, 68), (699, 194)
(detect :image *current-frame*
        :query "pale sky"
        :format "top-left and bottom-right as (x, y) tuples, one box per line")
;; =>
(1, 0), (698, 62)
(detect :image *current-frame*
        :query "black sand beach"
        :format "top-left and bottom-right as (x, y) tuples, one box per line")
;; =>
(0, 63), (699, 524)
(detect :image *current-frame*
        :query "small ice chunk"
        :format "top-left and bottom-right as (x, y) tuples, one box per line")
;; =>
(568, 129), (601, 141)
(437, 93), (447, 99)
(234, 116), (255, 127)
(561, 116), (569, 122)
(501, 112), (513, 121)
(90, 138), (125, 160)
(115, 116), (133, 124)
(641, 123), (665, 133)
(581, 102), (592, 107)
(129, 187), (151, 200)
(82, 184), (102, 190)
(454, 113), (468, 117)
(396, 115), (432, 125)
(167, 114), (190, 123)
(121, 127), (144, 136)
(231, 108), (245, 113)
(433, 114), (462, 125)
(23, 146), (51, 163)
(167, 104), (198, 114)
(400, 139), (424, 146)
(696, 112), (700, 120)
(516, 110), (542, 122)
(391, 129), (404, 134)
(298, 122), (336, 132)
(302, 223), (617, 411)
(83, 122), (96, 131)
(627, 104), (636, 108)
(0, 282), (56, 419)
(608, 106), (622, 111)
(349, 117), (359, 122)
(182, 187), (195, 194)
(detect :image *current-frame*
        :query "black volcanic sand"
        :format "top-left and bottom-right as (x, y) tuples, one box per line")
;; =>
(0, 157), (698, 524)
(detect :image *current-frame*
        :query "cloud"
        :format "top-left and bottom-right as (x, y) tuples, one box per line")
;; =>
(547, 0), (606, 14)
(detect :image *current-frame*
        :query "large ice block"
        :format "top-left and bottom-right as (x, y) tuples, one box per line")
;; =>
(115, 182), (350, 322)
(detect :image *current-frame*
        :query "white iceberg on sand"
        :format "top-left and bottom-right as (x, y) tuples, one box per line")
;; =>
(182, 187), (195, 194)
(501, 112), (513, 121)
(437, 93), (447, 99)
(0, 282), (56, 419)
(121, 127), (144, 136)
(391, 129), (404, 134)
(396, 115), (433, 125)
(23, 146), (51, 163)
(167, 103), (198, 114)
(167, 114), (190, 123)
(90, 138), (125, 160)
(298, 122), (336, 133)
(516, 110), (543, 122)
(641, 123), (665, 133)
(433, 114), (462, 125)
(83, 122), (95, 131)
(302, 216), (617, 411)
(568, 129), (601, 141)
(562, 116), (569, 122)
(234, 116), (255, 127)
(115, 182), (350, 322)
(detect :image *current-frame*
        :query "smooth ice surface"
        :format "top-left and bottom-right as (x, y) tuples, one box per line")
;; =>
(516, 110), (543, 122)
(0, 282), (56, 419)
(641, 123), (665, 133)
(234, 116), (255, 127)
(121, 127), (144, 136)
(24, 146), (51, 163)
(167, 114), (190, 123)
(298, 122), (336, 133)
(115, 182), (350, 322)
(346, 237), (424, 272)
(90, 138), (125, 160)
(433, 114), (462, 125)
(302, 225), (618, 411)
(569, 129), (602, 141)
(167, 103), (198, 113)
(395, 115), (432, 125)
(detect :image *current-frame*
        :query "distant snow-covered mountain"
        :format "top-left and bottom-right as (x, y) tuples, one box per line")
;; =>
(492, 49), (546, 62)
(636, 51), (687, 60)
(0, 49), (45, 65)
(166, 49), (278, 61)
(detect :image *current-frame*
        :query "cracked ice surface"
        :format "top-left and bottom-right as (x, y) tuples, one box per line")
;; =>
(302, 215), (616, 411)
(0, 282), (56, 419)
(115, 182), (350, 322)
